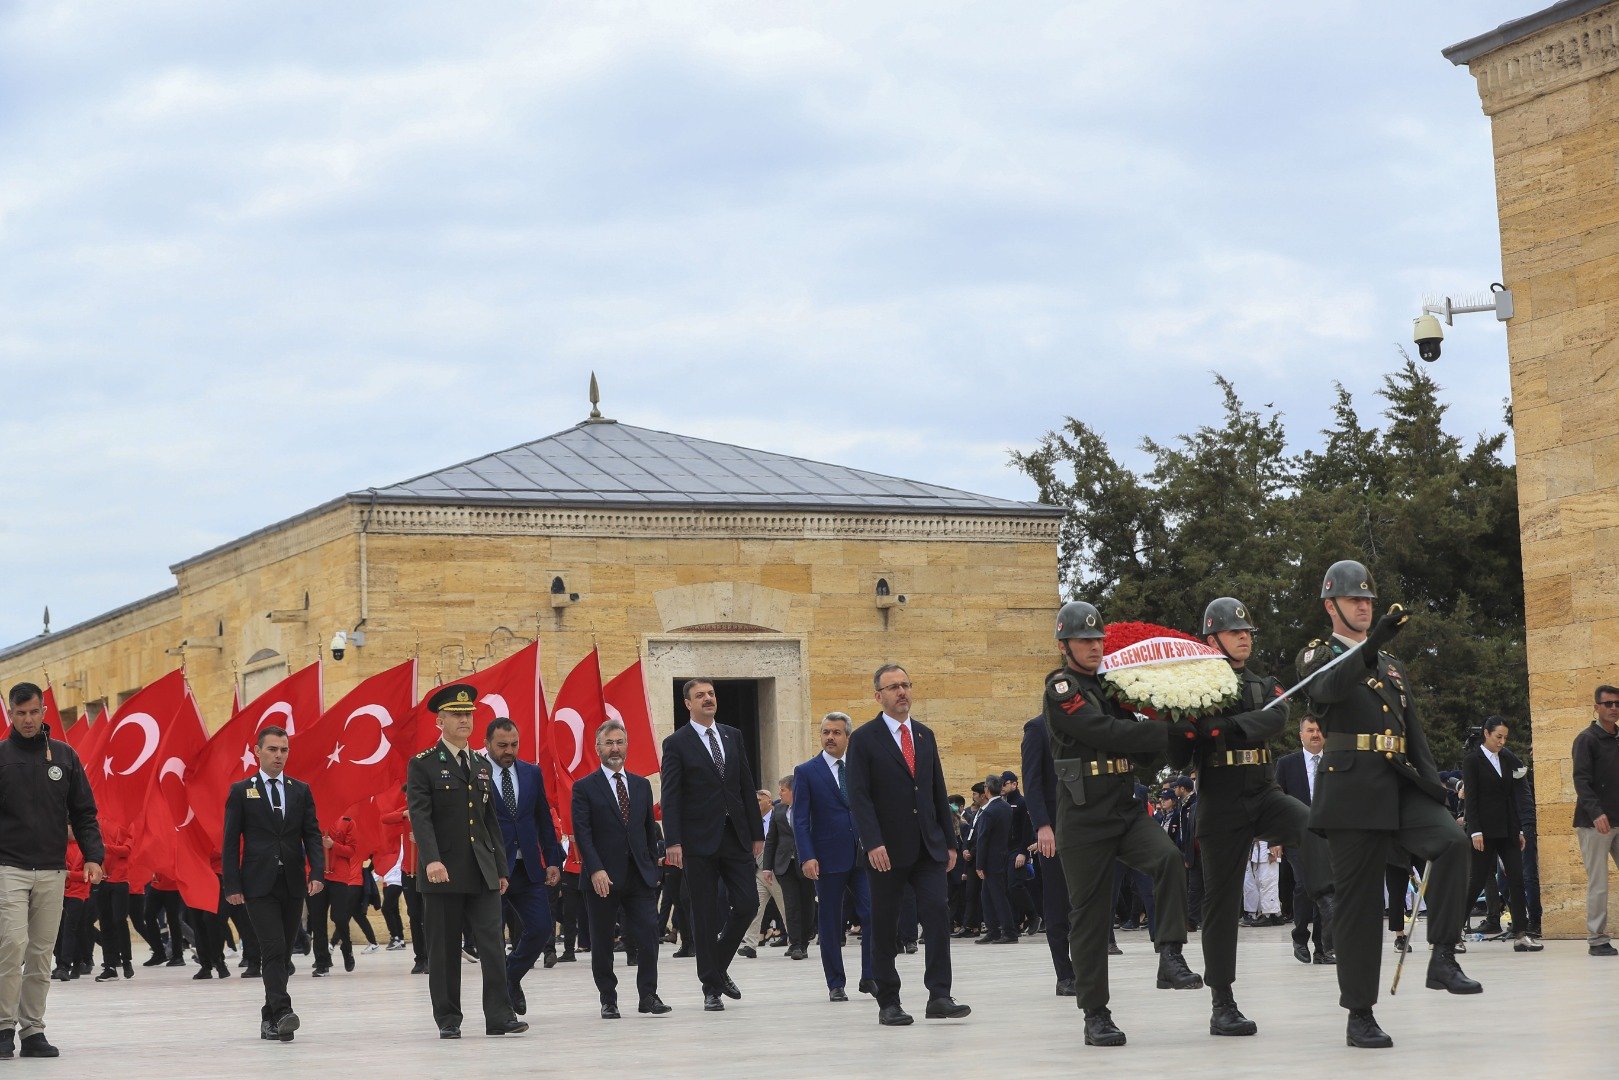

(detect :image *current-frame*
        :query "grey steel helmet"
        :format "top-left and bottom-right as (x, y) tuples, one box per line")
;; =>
(1320, 560), (1377, 599)
(1056, 600), (1105, 640)
(1202, 597), (1257, 635)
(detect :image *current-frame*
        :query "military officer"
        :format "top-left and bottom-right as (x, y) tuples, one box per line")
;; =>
(1043, 601), (1203, 1049)
(405, 684), (528, 1041)
(1171, 597), (1327, 1038)
(1296, 561), (1479, 1050)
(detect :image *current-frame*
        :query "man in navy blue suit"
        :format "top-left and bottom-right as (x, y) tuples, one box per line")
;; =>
(572, 718), (670, 1019)
(792, 711), (876, 1003)
(485, 718), (563, 1017)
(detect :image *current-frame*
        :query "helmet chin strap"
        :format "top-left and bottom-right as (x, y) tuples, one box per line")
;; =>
(1208, 632), (1241, 666)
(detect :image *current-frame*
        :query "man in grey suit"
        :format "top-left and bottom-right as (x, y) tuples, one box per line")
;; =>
(763, 775), (814, 960)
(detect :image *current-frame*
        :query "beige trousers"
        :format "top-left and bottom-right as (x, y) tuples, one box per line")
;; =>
(0, 866), (67, 1039)
(1576, 826), (1619, 945)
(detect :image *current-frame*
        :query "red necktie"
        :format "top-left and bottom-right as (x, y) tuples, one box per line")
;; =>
(898, 722), (916, 777)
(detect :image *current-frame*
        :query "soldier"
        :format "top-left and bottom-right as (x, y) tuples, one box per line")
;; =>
(405, 684), (529, 1041)
(1043, 601), (1202, 1048)
(1170, 597), (1328, 1038)
(1296, 561), (1479, 1050)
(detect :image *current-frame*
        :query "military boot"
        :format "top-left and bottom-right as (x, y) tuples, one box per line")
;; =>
(1083, 1007), (1126, 1047)
(1209, 986), (1257, 1036)
(1425, 944), (1482, 994)
(1154, 943), (1203, 990)
(1346, 1008), (1392, 1048)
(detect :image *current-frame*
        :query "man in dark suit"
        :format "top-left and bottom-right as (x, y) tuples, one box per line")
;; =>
(660, 677), (764, 1012)
(485, 717), (564, 1016)
(1021, 715), (1077, 995)
(1461, 717), (1534, 949)
(573, 717), (670, 1019)
(762, 774), (814, 960)
(222, 725), (323, 1043)
(847, 664), (971, 1026)
(406, 684), (528, 1040)
(792, 711), (875, 1002)
(972, 775), (1016, 944)
(1276, 715), (1334, 965)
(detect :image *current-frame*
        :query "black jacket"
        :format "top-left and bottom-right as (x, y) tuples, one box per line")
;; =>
(1020, 715), (1057, 835)
(847, 713), (954, 866)
(1572, 720), (1619, 827)
(972, 797), (1013, 872)
(659, 722), (762, 857)
(0, 725), (102, 870)
(762, 804), (800, 877)
(572, 769), (660, 891)
(221, 773), (323, 898)
(1462, 746), (1524, 840)
(1275, 749), (1320, 807)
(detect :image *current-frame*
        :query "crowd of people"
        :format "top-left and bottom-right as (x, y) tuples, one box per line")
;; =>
(4, 561), (1619, 1057)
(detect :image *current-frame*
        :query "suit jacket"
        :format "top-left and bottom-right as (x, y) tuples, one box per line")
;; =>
(571, 769), (660, 891)
(972, 797), (1012, 872)
(762, 804), (800, 877)
(490, 758), (564, 882)
(792, 754), (861, 875)
(222, 773), (323, 899)
(659, 721), (763, 857)
(406, 741), (505, 894)
(846, 713), (953, 866)
(1275, 748), (1317, 807)
(1020, 716), (1057, 834)
(1462, 746), (1524, 840)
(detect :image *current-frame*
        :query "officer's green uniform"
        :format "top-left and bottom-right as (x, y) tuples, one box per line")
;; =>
(1297, 563), (1474, 1022)
(405, 684), (519, 1035)
(1043, 602), (1199, 1025)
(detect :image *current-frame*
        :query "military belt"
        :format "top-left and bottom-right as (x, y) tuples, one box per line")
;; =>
(1325, 732), (1406, 754)
(1202, 748), (1272, 768)
(1086, 757), (1133, 776)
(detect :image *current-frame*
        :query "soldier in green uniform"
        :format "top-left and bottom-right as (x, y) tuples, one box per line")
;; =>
(406, 683), (529, 1041)
(1296, 561), (1480, 1050)
(1169, 597), (1330, 1038)
(1043, 600), (1203, 1048)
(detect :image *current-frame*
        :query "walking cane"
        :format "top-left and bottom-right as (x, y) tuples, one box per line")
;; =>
(1389, 863), (1432, 995)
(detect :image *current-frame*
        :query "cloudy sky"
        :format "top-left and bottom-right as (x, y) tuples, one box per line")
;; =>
(0, 1), (1533, 645)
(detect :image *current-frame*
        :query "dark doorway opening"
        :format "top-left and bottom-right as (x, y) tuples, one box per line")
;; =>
(671, 678), (763, 781)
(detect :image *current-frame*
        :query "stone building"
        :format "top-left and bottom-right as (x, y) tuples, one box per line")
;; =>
(1446, 0), (1619, 936)
(0, 406), (1062, 792)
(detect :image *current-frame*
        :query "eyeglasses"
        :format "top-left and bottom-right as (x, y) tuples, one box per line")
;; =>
(1599, 701), (1619, 709)
(877, 682), (913, 692)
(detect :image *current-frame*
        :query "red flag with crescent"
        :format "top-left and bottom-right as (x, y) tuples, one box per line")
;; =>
(603, 657), (660, 777)
(125, 680), (215, 910)
(95, 669), (190, 831)
(292, 659), (419, 825)
(547, 649), (606, 834)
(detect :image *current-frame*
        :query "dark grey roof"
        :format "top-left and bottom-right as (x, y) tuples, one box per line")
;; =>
(358, 420), (1062, 517)
(1444, 0), (1611, 65)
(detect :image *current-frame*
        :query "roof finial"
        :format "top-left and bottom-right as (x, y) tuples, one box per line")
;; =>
(583, 371), (616, 424)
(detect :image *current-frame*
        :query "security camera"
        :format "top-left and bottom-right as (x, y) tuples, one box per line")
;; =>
(1413, 313), (1444, 362)
(329, 630), (347, 661)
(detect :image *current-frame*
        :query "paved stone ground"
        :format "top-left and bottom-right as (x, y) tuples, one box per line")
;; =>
(30, 925), (1611, 1077)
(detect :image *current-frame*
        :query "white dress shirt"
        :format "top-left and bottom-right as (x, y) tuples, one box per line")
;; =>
(691, 718), (725, 767)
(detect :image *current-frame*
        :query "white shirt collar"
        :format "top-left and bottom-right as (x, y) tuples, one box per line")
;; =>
(258, 771), (285, 787)
(601, 763), (627, 784)
(1482, 746), (1503, 772)
(882, 712), (911, 733)
(821, 750), (844, 772)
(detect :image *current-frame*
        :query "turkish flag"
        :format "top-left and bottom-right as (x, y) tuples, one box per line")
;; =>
(189, 663), (324, 850)
(404, 641), (548, 760)
(95, 670), (190, 831)
(41, 685), (63, 734)
(603, 658), (660, 777)
(548, 649), (606, 833)
(126, 682), (217, 911)
(290, 659), (418, 825)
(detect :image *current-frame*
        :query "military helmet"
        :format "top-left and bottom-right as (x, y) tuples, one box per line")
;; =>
(1055, 600), (1105, 640)
(1320, 559), (1376, 599)
(1202, 597), (1257, 635)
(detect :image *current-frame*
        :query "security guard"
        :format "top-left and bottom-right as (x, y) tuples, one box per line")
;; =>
(1296, 561), (1478, 1050)
(1170, 597), (1326, 1038)
(1043, 601), (1202, 1048)
(405, 684), (528, 1040)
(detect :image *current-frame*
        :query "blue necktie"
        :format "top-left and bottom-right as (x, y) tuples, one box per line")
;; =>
(836, 758), (847, 800)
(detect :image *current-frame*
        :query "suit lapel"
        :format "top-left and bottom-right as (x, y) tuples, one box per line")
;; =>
(874, 714), (909, 775)
(690, 723), (724, 778)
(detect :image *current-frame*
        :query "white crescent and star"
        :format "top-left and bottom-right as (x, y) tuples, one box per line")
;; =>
(330, 705), (393, 768)
(554, 708), (584, 772)
(105, 712), (160, 777)
(259, 701), (295, 736)
(158, 757), (196, 826)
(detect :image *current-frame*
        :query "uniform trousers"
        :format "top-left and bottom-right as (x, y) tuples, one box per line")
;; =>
(1058, 811), (1186, 1011)
(423, 887), (515, 1030)
(1195, 787), (1310, 990)
(1326, 784), (1468, 1010)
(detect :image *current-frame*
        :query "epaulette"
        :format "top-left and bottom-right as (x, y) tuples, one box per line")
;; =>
(1295, 639), (1337, 681)
(415, 747), (434, 759)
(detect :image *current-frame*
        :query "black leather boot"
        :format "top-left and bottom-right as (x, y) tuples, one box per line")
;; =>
(1083, 1007), (1126, 1046)
(1155, 943), (1203, 990)
(1209, 986), (1257, 1036)
(1346, 1008), (1392, 1048)
(1425, 944), (1482, 994)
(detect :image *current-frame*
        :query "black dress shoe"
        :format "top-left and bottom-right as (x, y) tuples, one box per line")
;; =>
(438, 1026), (461, 1040)
(829, 987), (848, 1002)
(486, 1018), (528, 1036)
(1425, 946), (1482, 994)
(1314, 951), (1336, 965)
(671, 947), (694, 958)
(720, 975), (741, 1000)
(1055, 978), (1076, 997)
(1591, 943), (1618, 956)
(1346, 1008), (1392, 1048)
(242, 966), (262, 979)
(858, 978), (877, 995)
(343, 951), (356, 972)
(902, 942), (918, 955)
(312, 965), (330, 978)
(410, 960), (428, 975)
(261, 1021), (279, 1041)
(878, 1003), (913, 1026)
(639, 995), (671, 1015)
(1209, 988), (1257, 1036)
(737, 944), (756, 958)
(1155, 943), (1203, 990)
(18, 1034), (58, 1059)
(600, 1003), (621, 1020)
(192, 968), (213, 980)
(216, 963), (230, 979)
(166, 956), (189, 967)
(703, 994), (725, 1011)
(122, 962), (134, 979)
(1393, 934), (1409, 953)
(542, 950), (558, 969)
(276, 1012), (300, 1038)
(924, 996), (970, 1019)
(95, 968), (119, 982)
(1084, 1007), (1126, 1046)
(996, 935), (1019, 944)
(509, 984), (527, 1015)
(1107, 942), (1123, 956)
(142, 952), (167, 967)
(1293, 942), (1311, 964)
(973, 933), (998, 945)
(787, 946), (807, 960)
(558, 950), (577, 963)
(51, 967), (70, 981)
